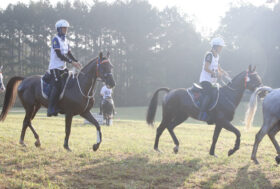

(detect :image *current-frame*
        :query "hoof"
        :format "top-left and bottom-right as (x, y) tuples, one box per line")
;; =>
(173, 146), (179, 154)
(19, 141), (26, 147)
(93, 143), (100, 151)
(210, 153), (218, 158)
(34, 140), (41, 148)
(154, 148), (162, 153)
(228, 149), (235, 156)
(275, 155), (280, 164)
(64, 145), (72, 152)
(251, 157), (259, 165)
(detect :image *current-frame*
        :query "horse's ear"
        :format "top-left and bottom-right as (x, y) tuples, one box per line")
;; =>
(253, 65), (256, 72)
(248, 65), (252, 72)
(106, 51), (110, 58)
(99, 52), (103, 60)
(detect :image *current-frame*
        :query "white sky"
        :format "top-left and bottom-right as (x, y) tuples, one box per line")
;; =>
(0, 0), (278, 36)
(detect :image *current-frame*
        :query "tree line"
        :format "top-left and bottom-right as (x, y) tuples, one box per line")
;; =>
(0, 0), (279, 106)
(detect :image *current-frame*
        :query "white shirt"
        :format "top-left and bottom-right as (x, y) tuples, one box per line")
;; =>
(199, 52), (219, 84)
(100, 86), (112, 99)
(48, 35), (69, 70)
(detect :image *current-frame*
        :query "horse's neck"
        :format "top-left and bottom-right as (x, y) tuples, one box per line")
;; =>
(223, 72), (246, 107)
(78, 61), (98, 94)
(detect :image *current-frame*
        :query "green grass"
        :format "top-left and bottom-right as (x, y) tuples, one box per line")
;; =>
(0, 107), (279, 188)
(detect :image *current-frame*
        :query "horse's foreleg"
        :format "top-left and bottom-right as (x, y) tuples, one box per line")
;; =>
(80, 111), (102, 151)
(217, 118), (240, 156)
(64, 113), (73, 151)
(209, 125), (222, 157)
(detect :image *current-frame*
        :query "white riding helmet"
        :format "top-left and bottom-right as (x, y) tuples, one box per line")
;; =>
(55, 19), (70, 30)
(210, 37), (225, 47)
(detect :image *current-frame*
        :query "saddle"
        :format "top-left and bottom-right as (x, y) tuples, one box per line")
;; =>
(187, 83), (219, 111)
(41, 71), (72, 100)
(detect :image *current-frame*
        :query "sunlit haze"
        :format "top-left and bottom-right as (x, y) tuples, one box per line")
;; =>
(0, 0), (278, 36)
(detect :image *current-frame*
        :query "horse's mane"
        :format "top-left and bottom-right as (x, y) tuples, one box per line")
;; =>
(81, 56), (110, 72)
(81, 56), (99, 72)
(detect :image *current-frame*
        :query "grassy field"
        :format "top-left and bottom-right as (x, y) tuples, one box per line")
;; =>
(0, 107), (279, 188)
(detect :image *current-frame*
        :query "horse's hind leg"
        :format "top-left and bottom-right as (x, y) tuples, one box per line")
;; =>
(167, 114), (188, 154)
(29, 104), (41, 147)
(251, 116), (278, 164)
(154, 118), (169, 152)
(19, 107), (33, 146)
(268, 122), (280, 164)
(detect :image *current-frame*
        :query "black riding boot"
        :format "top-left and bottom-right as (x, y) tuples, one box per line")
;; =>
(198, 95), (210, 121)
(47, 86), (60, 117)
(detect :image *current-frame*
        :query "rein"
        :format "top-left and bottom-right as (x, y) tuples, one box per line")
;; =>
(76, 58), (110, 112)
(77, 70), (96, 99)
(244, 71), (248, 89)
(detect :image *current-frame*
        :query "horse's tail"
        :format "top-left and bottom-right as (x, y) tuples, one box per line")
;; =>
(0, 76), (24, 121)
(146, 88), (170, 126)
(244, 86), (273, 130)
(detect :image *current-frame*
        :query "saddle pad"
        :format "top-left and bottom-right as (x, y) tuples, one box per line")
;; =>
(186, 88), (219, 111)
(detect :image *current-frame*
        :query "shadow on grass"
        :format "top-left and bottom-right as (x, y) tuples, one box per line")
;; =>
(63, 155), (202, 188)
(224, 164), (274, 189)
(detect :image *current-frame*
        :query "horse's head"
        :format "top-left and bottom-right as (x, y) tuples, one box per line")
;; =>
(0, 65), (5, 93)
(245, 65), (262, 91)
(97, 52), (115, 89)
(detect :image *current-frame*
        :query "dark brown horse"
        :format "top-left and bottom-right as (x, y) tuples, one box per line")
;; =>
(0, 52), (115, 151)
(146, 65), (262, 157)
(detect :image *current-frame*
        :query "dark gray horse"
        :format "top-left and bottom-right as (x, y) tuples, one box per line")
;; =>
(146, 65), (262, 157)
(0, 52), (115, 151)
(245, 86), (280, 164)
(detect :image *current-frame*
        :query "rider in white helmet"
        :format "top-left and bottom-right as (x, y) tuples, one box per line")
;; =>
(198, 37), (228, 121)
(47, 19), (82, 117)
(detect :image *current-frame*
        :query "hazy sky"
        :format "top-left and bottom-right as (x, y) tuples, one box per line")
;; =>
(0, 0), (277, 36)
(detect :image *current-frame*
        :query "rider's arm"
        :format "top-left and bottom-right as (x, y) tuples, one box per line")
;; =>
(52, 37), (73, 64)
(55, 49), (73, 63)
(67, 51), (78, 62)
(218, 65), (228, 77)
(203, 53), (215, 75)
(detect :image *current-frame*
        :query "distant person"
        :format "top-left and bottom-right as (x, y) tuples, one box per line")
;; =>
(198, 37), (228, 121)
(47, 19), (82, 117)
(99, 83), (115, 115)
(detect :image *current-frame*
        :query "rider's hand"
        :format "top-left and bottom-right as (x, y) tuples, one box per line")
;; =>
(72, 61), (82, 69)
(218, 71), (223, 78)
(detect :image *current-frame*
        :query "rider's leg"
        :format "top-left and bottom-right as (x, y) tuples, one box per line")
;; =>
(47, 69), (62, 117)
(198, 81), (212, 121)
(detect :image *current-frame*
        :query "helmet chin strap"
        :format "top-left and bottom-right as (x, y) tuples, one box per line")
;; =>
(57, 28), (66, 40)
